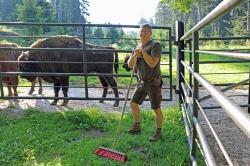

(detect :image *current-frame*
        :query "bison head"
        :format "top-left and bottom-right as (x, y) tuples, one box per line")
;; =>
(122, 55), (132, 72)
(18, 51), (37, 82)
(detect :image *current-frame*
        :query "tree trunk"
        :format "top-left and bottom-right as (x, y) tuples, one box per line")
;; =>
(247, 0), (250, 45)
(191, 4), (199, 26)
(58, 0), (63, 22)
(247, 0), (250, 31)
(197, 1), (202, 22)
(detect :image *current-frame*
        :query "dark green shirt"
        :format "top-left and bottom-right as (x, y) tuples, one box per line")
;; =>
(135, 40), (162, 81)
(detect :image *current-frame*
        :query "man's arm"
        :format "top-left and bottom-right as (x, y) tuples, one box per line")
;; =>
(141, 50), (159, 68)
(134, 48), (159, 68)
(128, 51), (140, 69)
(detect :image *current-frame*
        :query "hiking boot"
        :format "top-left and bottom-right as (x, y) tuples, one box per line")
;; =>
(128, 123), (141, 134)
(149, 129), (162, 142)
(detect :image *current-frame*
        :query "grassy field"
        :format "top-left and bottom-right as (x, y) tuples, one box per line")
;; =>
(170, 47), (250, 85)
(0, 106), (204, 166)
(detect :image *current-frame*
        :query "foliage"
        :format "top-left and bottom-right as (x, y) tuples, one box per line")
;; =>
(92, 27), (105, 45)
(15, 0), (56, 35)
(230, 3), (250, 38)
(160, 0), (197, 13)
(0, 0), (21, 21)
(50, 0), (89, 23)
(157, 0), (250, 41)
(37, 0), (56, 33)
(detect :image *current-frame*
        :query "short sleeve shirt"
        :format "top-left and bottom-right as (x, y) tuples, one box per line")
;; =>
(135, 40), (162, 81)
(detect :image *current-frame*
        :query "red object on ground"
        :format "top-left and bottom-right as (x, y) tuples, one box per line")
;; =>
(95, 146), (128, 163)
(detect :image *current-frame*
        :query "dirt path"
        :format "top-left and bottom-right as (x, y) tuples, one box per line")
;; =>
(0, 84), (249, 165)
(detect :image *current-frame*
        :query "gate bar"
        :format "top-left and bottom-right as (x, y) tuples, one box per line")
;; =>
(181, 60), (250, 138)
(197, 50), (250, 60)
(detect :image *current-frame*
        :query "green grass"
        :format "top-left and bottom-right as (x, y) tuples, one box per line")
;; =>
(0, 106), (200, 165)
(170, 47), (250, 85)
(193, 54), (249, 84)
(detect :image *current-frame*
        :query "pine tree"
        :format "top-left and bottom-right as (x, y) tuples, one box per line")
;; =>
(93, 27), (104, 45)
(16, 0), (42, 35)
(0, 0), (21, 21)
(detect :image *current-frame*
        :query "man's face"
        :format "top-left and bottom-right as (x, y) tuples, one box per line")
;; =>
(139, 27), (152, 41)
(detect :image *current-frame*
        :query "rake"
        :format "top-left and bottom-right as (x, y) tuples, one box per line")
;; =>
(95, 58), (137, 163)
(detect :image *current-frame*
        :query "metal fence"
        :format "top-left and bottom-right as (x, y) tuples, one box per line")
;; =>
(176, 0), (250, 165)
(0, 23), (173, 103)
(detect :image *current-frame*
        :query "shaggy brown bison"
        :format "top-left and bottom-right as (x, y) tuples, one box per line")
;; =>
(0, 42), (21, 96)
(0, 42), (43, 96)
(18, 36), (119, 106)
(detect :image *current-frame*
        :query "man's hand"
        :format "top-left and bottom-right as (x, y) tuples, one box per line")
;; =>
(134, 48), (144, 58)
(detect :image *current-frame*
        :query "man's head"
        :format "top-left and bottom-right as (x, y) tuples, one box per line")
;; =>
(139, 23), (152, 42)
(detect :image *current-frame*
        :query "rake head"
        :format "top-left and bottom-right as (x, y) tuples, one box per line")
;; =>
(95, 146), (128, 163)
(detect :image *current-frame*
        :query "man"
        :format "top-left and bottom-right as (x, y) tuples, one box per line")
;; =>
(127, 23), (163, 142)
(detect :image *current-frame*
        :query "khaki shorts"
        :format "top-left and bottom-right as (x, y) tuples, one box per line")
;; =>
(131, 79), (162, 109)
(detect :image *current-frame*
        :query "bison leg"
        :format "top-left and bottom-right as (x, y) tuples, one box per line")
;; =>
(7, 83), (13, 96)
(98, 76), (108, 103)
(105, 77), (119, 107)
(38, 77), (43, 94)
(51, 83), (60, 105)
(61, 77), (69, 106)
(13, 86), (18, 96)
(13, 79), (18, 96)
(28, 79), (36, 95)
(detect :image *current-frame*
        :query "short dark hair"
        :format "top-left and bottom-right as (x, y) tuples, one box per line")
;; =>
(140, 23), (152, 32)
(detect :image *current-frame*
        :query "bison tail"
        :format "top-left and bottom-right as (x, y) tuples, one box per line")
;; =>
(114, 52), (119, 77)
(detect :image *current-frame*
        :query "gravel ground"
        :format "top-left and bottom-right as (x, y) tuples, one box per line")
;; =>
(198, 87), (250, 166)
(0, 83), (176, 115)
(0, 84), (250, 165)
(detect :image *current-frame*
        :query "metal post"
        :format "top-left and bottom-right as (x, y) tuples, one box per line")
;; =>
(191, 31), (199, 161)
(0, 74), (4, 97)
(188, 39), (193, 97)
(248, 64), (250, 113)
(169, 28), (173, 100)
(82, 25), (88, 99)
(175, 21), (184, 104)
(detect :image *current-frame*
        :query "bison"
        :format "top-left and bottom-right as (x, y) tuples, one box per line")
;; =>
(18, 36), (119, 106)
(122, 54), (132, 72)
(0, 42), (21, 96)
(0, 42), (43, 97)
(122, 54), (139, 81)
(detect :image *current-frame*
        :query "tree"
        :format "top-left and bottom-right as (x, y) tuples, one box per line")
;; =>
(16, 0), (42, 35)
(50, 0), (89, 23)
(93, 27), (105, 45)
(106, 26), (120, 45)
(0, 0), (21, 21)
(138, 17), (149, 25)
(155, 2), (174, 26)
(37, 0), (56, 33)
(230, 2), (249, 37)
(16, 0), (56, 35)
(160, 0), (197, 13)
(49, 0), (89, 35)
